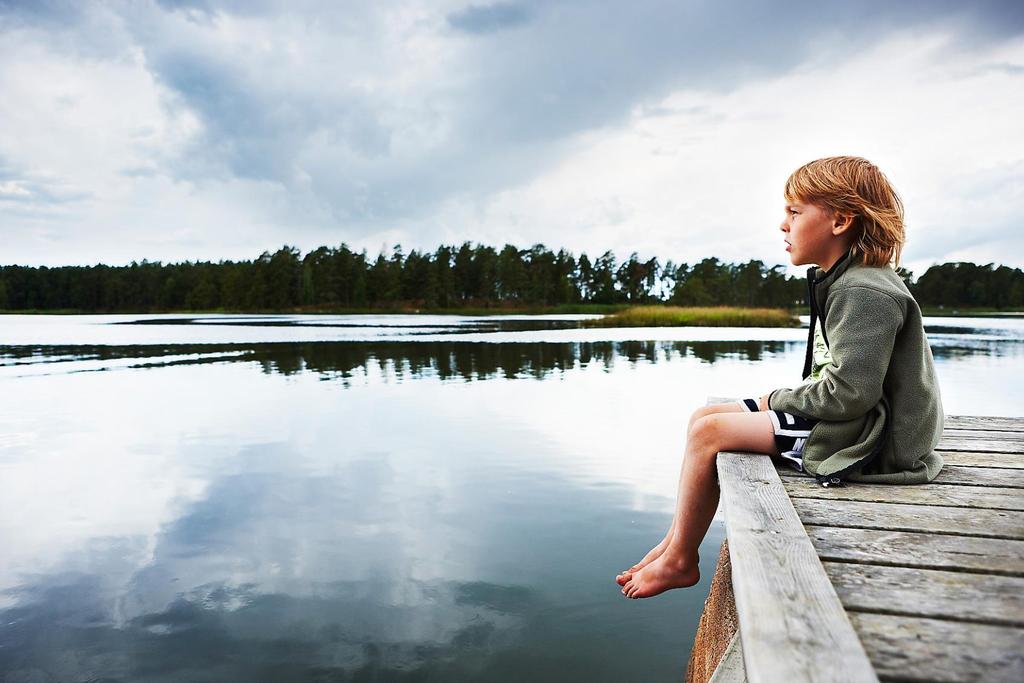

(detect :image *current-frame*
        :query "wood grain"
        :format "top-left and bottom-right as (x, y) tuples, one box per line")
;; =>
(849, 612), (1024, 683)
(937, 436), (1024, 453)
(776, 463), (1024, 488)
(944, 415), (1024, 433)
(823, 562), (1024, 627)
(707, 632), (746, 683)
(780, 477), (1024, 511)
(716, 452), (877, 683)
(790, 497), (1024, 540)
(939, 450), (1024, 469)
(942, 428), (1024, 442)
(805, 526), (1024, 576)
(927, 464), (1024, 487)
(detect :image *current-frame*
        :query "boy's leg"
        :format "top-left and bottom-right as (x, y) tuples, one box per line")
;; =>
(616, 402), (745, 583)
(621, 409), (777, 598)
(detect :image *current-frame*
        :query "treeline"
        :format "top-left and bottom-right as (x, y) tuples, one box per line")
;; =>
(912, 262), (1024, 310)
(0, 243), (803, 311)
(0, 242), (1020, 312)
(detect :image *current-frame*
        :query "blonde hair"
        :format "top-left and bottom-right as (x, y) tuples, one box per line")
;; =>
(784, 156), (905, 268)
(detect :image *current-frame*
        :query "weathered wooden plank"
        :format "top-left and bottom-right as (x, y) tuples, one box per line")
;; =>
(790, 497), (1024, 540)
(848, 612), (1024, 683)
(781, 477), (1024, 511)
(937, 436), (1024, 453)
(708, 632), (746, 683)
(805, 526), (1024, 576)
(716, 452), (877, 683)
(945, 415), (1024, 432)
(930, 464), (1024, 487)
(823, 562), (1024, 627)
(939, 450), (1024, 469)
(942, 428), (1024, 443)
(777, 463), (1024, 488)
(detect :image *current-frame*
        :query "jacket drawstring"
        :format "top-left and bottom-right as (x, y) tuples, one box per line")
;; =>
(801, 266), (817, 380)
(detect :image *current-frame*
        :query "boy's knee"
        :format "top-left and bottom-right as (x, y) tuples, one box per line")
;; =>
(687, 405), (716, 433)
(689, 414), (723, 448)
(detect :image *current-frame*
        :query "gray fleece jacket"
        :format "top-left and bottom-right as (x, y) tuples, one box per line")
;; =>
(768, 250), (945, 485)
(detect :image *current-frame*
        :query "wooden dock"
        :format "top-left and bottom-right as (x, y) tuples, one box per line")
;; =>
(696, 414), (1024, 683)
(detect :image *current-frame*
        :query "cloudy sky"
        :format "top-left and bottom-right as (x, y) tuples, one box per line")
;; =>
(2, 0), (1023, 277)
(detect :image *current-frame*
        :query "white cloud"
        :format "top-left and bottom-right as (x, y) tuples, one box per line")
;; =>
(425, 29), (1024, 275)
(1, 3), (1022, 274)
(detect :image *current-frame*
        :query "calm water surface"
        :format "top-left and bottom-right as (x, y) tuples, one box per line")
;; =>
(1, 314), (1022, 681)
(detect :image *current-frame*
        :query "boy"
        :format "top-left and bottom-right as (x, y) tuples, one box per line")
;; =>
(617, 156), (944, 599)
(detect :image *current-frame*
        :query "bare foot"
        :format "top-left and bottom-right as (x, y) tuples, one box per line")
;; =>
(620, 553), (700, 599)
(615, 536), (671, 586)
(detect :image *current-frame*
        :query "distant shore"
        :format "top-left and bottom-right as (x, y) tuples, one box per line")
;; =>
(2, 304), (1022, 322)
(0, 303), (629, 317)
(584, 306), (800, 328)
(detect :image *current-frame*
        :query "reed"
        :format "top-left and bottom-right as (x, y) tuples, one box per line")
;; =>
(586, 305), (800, 328)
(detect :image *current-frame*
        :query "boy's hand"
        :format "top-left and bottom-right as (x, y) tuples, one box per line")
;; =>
(758, 394), (770, 411)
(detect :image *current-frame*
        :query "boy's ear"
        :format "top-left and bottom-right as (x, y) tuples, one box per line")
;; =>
(831, 213), (855, 236)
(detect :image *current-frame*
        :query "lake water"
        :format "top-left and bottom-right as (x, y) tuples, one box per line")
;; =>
(1, 313), (1023, 681)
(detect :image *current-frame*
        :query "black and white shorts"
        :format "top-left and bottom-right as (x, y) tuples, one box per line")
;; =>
(737, 398), (819, 472)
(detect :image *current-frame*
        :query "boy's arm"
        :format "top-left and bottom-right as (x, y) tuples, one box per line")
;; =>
(768, 286), (904, 421)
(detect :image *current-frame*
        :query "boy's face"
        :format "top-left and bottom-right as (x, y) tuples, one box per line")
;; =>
(779, 199), (845, 267)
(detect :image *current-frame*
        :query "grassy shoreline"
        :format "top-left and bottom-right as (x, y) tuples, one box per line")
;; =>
(3, 304), (1021, 321)
(0, 303), (797, 327)
(585, 306), (801, 328)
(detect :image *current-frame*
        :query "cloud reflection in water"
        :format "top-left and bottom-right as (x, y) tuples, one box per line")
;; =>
(1, 316), (1021, 680)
